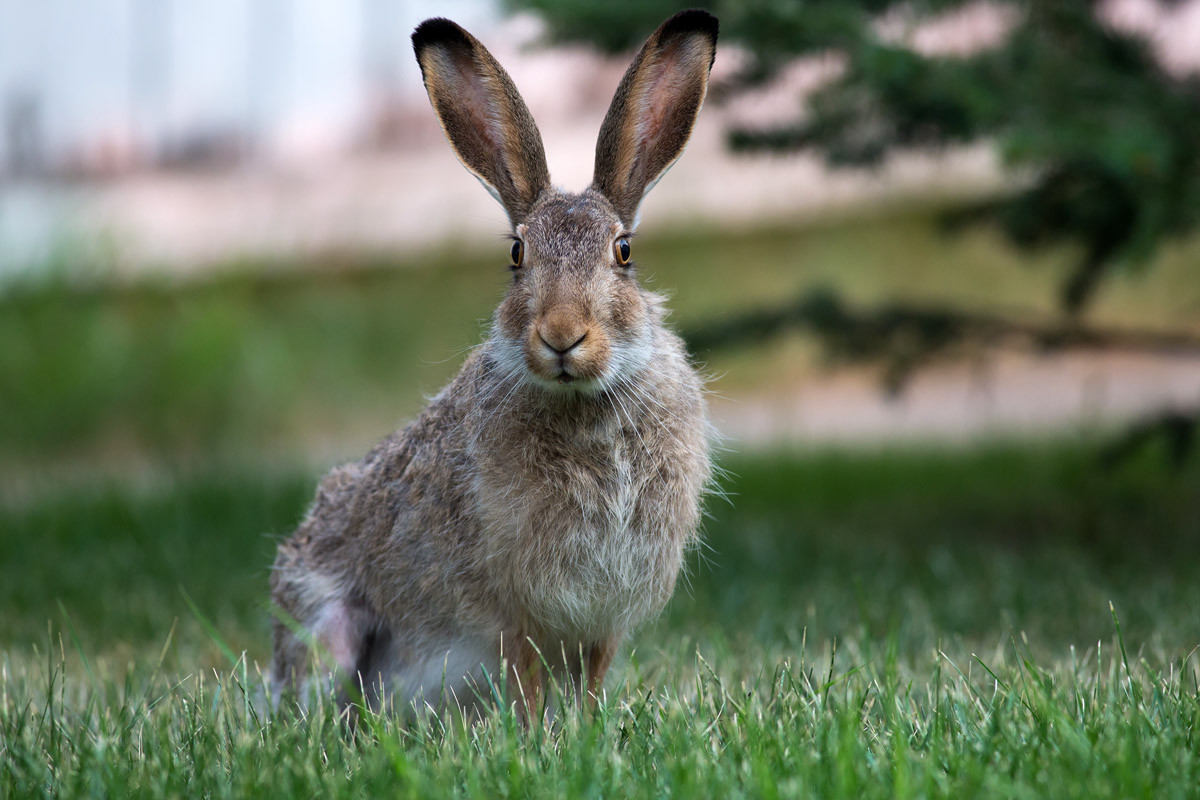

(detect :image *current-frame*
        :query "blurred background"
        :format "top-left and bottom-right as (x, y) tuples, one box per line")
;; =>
(3, 0), (1200, 475)
(2, 1), (1199, 665)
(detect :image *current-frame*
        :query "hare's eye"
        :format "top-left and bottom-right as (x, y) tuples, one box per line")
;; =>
(614, 236), (631, 266)
(509, 239), (524, 268)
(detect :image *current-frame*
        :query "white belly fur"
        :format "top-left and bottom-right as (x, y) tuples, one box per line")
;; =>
(364, 635), (498, 716)
(517, 520), (670, 641)
(477, 437), (677, 642)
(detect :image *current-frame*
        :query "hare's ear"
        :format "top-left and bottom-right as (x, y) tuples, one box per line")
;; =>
(412, 18), (551, 224)
(593, 10), (718, 228)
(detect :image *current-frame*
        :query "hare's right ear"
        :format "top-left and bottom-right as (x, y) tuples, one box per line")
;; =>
(412, 19), (550, 224)
(593, 10), (718, 228)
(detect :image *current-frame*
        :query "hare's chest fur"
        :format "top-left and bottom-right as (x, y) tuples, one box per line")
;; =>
(473, 410), (695, 642)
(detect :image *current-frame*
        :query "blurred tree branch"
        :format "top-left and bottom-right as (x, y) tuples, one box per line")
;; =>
(685, 288), (1200, 393)
(1101, 409), (1197, 470)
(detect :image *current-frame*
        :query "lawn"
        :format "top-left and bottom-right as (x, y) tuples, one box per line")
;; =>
(3, 444), (1199, 797)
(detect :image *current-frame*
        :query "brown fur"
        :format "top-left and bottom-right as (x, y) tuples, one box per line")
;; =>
(270, 11), (719, 721)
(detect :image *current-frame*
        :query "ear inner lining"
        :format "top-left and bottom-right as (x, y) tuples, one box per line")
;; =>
(629, 38), (708, 203)
(592, 12), (718, 228)
(414, 18), (551, 223)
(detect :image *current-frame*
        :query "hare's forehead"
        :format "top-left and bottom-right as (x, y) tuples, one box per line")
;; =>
(519, 193), (622, 260)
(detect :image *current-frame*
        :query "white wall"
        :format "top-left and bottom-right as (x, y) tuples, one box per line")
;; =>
(0, 0), (499, 167)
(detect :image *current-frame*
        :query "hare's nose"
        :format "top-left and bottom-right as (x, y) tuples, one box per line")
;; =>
(539, 309), (589, 355)
(540, 329), (587, 355)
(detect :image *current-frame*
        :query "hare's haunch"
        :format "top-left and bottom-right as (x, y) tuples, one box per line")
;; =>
(271, 10), (718, 720)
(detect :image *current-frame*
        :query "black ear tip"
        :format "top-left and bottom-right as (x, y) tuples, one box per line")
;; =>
(412, 17), (472, 55)
(661, 9), (719, 42)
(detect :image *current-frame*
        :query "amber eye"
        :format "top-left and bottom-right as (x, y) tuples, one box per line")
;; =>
(509, 239), (524, 268)
(614, 236), (631, 266)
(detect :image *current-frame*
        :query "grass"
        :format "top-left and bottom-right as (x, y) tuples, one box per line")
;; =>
(3, 443), (1199, 797)
(4, 207), (1200, 469)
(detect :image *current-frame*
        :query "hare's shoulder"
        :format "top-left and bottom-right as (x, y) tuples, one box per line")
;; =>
(292, 348), (487, 533)
(277, 382), (464, 551)
(287, 460), (364, 541)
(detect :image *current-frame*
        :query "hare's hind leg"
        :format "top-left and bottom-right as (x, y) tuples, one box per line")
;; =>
(505, 633), (547, 726)
(270, 563), (375, 711)
(506, 634), (619, 723)
(574, 635), (620, 708)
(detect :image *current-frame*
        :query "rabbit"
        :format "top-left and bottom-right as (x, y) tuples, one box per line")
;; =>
(270, 9), (719, 721)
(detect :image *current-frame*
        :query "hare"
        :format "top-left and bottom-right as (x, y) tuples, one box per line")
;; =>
(270, 10), (718, 720)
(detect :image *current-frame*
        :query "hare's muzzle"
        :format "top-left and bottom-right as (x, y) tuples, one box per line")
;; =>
(525, 307), (610, 389)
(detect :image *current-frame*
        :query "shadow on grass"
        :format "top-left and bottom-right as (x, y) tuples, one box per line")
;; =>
(1, 442), (1196, 667)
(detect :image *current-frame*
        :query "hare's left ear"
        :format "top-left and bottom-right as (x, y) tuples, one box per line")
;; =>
(413, 18), (551, 224)
(593, 10), (718, 228)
